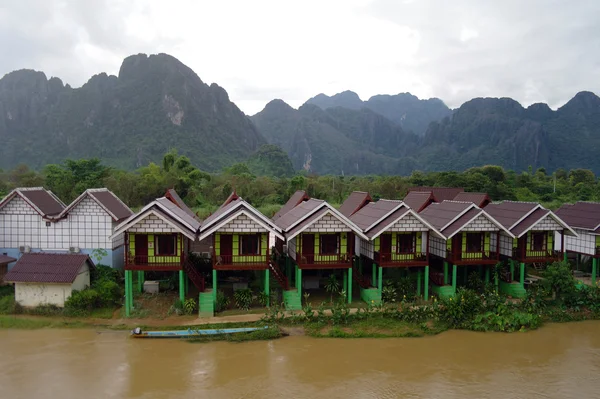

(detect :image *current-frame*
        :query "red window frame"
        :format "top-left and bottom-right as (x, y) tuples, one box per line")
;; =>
(397, 233), (415, 254)
(155, 234), (177, 256)
(466, 233), (483, 252)
(531, 232), (546, 252)
(240, 234), (261, 256)
(320, 234), (339, 255)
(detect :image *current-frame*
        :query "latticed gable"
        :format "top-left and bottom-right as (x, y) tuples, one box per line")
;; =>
(217, 213), (267, 233)
(0, 196), (37, 215)
(531, 214), (563, 231)
(386, 213), (428, 232)
(462, 214), (498, 232)
(128, 214), (179, 233)
(304, 212), (350, 233)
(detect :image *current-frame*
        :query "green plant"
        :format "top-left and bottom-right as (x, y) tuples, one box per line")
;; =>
(324, 274), (340, 302)
(233, 288), (253, 310)
(94, 280), (122, 307)
(256, 291), (270, 307)
(183, 298), (197, 315)
(168, 299), (184, 316)
(0, 296), (22, 315)
(381, 282), (397, 303)
(437, 288), (483, 328)
(542, 261), (577, 301)
(215, 290), (230, 312)
(91, 265), (122, 284)
(396, 276), (414, 298)
(90, 249), (108, 264)
(467, 271), (484, 292)
(65, 289), (100, 311)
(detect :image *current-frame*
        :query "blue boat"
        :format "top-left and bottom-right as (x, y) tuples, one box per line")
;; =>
(130, 326), (268, 338)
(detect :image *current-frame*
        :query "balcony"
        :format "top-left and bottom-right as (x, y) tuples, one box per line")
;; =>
(447, 251), (499, 265)
(296, 253), (352, 269)
(512, 247), (561, 262)
(374, 251), (427, 267)
(125, 254), (184, 271)
(212, 254), (269, 270)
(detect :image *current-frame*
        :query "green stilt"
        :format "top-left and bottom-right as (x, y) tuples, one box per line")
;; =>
(485, 266), (490, 283)
(592, 258), (597, 286)
(347, 268), (353, 303)
(343, 270), (348, 294)
(378, 266), (383, 296)
(179, 271), (185, 303)
(452, 264), (457, 292)
(520, 262), (525, 287)
(424, 265), (429, 300)
(297, 268), (302, 296)
(510, 260), (515, 281)
(444, 261), (449, 285)
(372, 263), (376, 288)
(495, 272), (499, 293)
(264, 269), (270, 307)
(417, 269), (422, 297)
(563, 252), (568, 263)
(295, 264), (299, 289)
(212, 270), (217, 303)
(125, 270), (131, 317)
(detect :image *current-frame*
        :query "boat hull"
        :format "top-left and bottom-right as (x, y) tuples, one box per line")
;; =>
(131, 326), (268, 338)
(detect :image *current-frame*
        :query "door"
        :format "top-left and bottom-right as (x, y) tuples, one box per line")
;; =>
(380, 234), (392, 262)
(452, 235), (462, 261)
(135, 234), (148, 264)
(302, 234), (315, 264)
(220, 234), (233, 264)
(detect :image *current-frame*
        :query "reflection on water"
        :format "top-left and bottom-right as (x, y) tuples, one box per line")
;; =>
(1, 321), (599, 399)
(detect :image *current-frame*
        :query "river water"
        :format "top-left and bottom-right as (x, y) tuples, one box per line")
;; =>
(0, 321), (599, 399)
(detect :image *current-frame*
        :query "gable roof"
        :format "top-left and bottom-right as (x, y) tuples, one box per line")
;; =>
(403, 191), (436, 212)
(4, 253), (94, 284)
(0, 187), (65, 217)
(453, 192), (491, 208)
(0, 255), (16, 265)
(555, 202), (600, 233)
(199, 196), (283, 241)
(487, 201), (576, 237)
(273, 190), (310, 221)
(165, 189), (199, 221)
(350, 200), (403, 231)
(420, 200), (512, 239)
(407, 187), (464, 202)
(273, 199), (325, 231)
(339, 191), (372, 217)
(59, 188), (133, 222)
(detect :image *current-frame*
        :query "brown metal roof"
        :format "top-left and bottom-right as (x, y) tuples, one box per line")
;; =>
(408, 187), (464, 202)
(222, 191), (240, 207)
(403, 191), (435, 212)
(0, 255), (16, 265)
(419, 201), (473, 231)
(511, 208), (551, 237)
(1, 188), (66, 217)
(339, 191), (372, 217)
(165, 189), (199, 221)
(350, 200), (403, 231)
(364, 205), (410, 239)
(273, 190), (310, 221)
(286, 207), (330, 238)
(4, 253), (94, 284)
(485, 202), (540, 231)
(274, 199), (325, 230)
(555, 202), (600, 231)
(155, 197), (201, 231)
(90, 190), (133, 221)
(443, 208), (482, 237)
(453, 192), (491, 208)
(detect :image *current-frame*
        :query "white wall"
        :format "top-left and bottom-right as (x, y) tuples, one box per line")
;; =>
(69, 197), (113, 250)
(564, 228), (597, 255)
(15, 283), (72, 307)
(72, 263), (91, 291)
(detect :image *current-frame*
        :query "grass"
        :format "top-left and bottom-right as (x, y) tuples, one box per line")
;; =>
(304, 316), (445, 338)
(0, 315), (93, 329)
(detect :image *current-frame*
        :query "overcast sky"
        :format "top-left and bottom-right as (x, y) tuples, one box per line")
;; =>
(1, 0), (599, 115)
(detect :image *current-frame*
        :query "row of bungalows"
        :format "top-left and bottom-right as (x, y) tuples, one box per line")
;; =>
(0, 187), (133, 274)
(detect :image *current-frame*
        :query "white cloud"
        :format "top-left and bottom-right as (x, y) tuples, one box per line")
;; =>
(0, 0), (599, 114)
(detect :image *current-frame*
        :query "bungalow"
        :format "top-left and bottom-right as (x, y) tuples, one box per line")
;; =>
(274, 198), (368, 304)
(419, 201), (513, 298)
(110, 195), (202, 316)
(555, 202), (600, 284)
(345, 194), (445, 303)
(4, 253), (94, 308)
(486, 201), (576, 297)
(198, 192), (284, 312)
(407, 187), (464, 202)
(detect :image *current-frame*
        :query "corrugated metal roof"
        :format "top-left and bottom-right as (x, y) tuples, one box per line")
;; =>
(273, 190), (310, 221)
(286, 207), (330, 238)
(90, 190), (133, 221)
(0, 188), (66, 217)
(403, 191), (435, 212)
(339, 191), (372, 217)
(555, 202), (600, 231)
(364, 206), (409, 239)
(350, 200), (403, 231)
(408, 187), (464, 202)
(443, 208), (482, 237)
(485, 202), (538, 228)
(165, 189), (199, 221)
(201, 198), (240, 228)
(511, 208), (550, 237)
(4, 253), (94, 284)
(155, 197), (201, 231)
(0, 255), (16, 264)
(273, 199), (324, 230)
(419, 201), (473, 231)
(453, 192), (491, 208)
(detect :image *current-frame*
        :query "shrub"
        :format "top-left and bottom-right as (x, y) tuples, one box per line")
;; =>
(233, 288), (253, 310)
(381, 282), (397, 303)
(542, 261), (577, 301)
(65, 289), (100, 311)
(183, 298), (197, 315)
(0, 295), (22, 315)
(169, 299), (184, 316)
(94, 280), (122, 307)
(256, 291), (269, 307)
(92, 265), (121, 284)
(215, 290), (230, 312)
(437, 288), (483, 328)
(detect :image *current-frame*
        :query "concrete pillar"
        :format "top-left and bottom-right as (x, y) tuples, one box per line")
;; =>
(372, 263), (376, 288)
(563, 252), (568, 262)
(520, 262), (525, 287)
(510, 260), (515, 282)
(452, 264), (457, 292)
(378, 266), (383, 296)
(444, 261), (449, 285)
(424, 265), (429, 300)
(264, 269), (270, 307)
(297, 268), (302, 296)
(577, 253), (581, 270)
(343, 270), (348, 294)
(348, 268), (353, 304)
(179, 270), (185, 303)
(137, 271), (144, 293)
(495, 271), (499, 293)
(212, 270), (217, 304)
(124, 270), (131, 317)
(417, 269), (422, 297)
(592, 258), (597, 286)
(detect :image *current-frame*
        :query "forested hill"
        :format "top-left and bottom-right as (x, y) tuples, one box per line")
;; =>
(0, 53), (265, 171)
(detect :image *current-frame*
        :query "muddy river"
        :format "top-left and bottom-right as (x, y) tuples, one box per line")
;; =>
(0, 321), (599, 398)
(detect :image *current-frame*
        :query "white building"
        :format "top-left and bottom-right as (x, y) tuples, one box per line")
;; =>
(4, 253), (94, 308)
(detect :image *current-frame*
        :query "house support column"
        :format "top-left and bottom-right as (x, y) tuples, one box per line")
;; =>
(343, 270), (348, 294)
(485, 266), (490, 283)
(444, 261), (449, 285)
(563, 252), (568, 263)
(510, 260), (515, 281)
(264, 269), (270, 307)
(372, 263), (376, 288)
(495, 270), (499, 293)
(520, 262), (525, 287)
(417, 269), (422, 297)
(378, 266), (383, 296)
(452, 264), (457, 292)
(592, 258), (597, 286)
(424, 265), (429, 300)
(179, 271), (185, 303)
(297, 268), (302, 296)
(137, 271), (144, 293)
(212, 270), (217, 304)
(125, 270), (132, 317)
(347, 268), (353, 304)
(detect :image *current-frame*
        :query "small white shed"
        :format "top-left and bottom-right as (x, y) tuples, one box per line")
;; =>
(4, 253), (95, 308)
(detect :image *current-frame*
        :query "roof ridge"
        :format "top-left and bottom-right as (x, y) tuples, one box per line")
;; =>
(14, 187), (46, 191)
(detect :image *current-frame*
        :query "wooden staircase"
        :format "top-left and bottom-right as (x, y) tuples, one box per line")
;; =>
(182, 259), (206, 292)
(269, 261), (289, 290)
(352, 260), (372, 288)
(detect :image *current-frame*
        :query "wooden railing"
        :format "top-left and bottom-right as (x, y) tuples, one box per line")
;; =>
(269, 262), (289, 290)
(182, 258), (205, 292)
(595, 246), (600, 257)
(512, 248), (561, 261)
(126, 254), (184, 270)
(213, 254), (269, 268)
(297, 253), (352, 267)
(374, 251), (427, 265)
(447, 251), (499, 264)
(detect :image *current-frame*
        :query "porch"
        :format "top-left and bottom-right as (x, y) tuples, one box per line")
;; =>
(512, 247), (562, 263)
(374, 251), (428, 267)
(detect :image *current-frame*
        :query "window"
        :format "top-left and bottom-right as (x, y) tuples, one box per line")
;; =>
(397, 233), (415, 253)
(532, 232), (546, 252)
(466, 233), (483, 252)
(155, 234), (177, 256)
(240, 234), (261, 255)
(320, 234), (339, 255)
